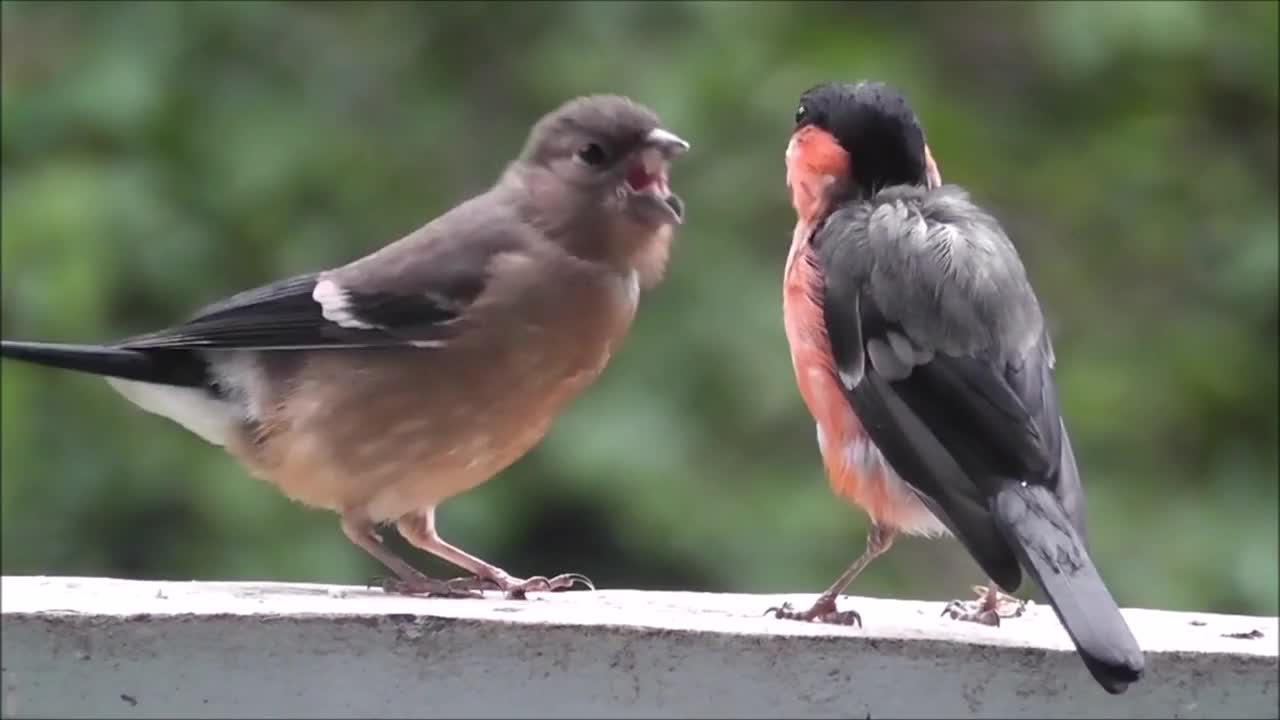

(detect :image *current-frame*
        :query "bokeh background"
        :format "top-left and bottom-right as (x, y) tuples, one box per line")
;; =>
(2, 1), (1276, 617)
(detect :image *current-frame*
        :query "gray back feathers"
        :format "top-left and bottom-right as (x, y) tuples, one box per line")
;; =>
(822, 184), (1044, 362)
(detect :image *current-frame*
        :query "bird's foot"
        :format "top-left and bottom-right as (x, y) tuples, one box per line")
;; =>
(372, 574), (501, 599)
(491, 572), (595, 600)
(942, 585), (1026, 627)
(764, 596), (862, 627)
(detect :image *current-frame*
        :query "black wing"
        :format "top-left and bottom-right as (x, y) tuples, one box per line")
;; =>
(118, 273), (465, 351)
(117, 227), (519, 352)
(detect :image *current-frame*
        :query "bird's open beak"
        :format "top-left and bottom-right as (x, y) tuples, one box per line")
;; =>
(924, 144), (942, 189)
(624, 127), (690, 225)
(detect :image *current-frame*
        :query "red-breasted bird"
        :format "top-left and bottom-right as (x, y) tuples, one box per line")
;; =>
(1, 94), (689, 599)
(768, 80), (1144, 694)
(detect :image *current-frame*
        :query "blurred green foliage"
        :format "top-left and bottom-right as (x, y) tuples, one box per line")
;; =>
(1, 0), (1276, 617)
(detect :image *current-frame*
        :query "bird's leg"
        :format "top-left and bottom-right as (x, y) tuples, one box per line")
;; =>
(766, 523), (897, 627)
(340, 516), (498, 598)
(397, 508), (594, 600)
(942, 582), (1026, 627)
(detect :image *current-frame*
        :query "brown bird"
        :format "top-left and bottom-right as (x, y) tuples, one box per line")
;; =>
(1, 94), (690, 599)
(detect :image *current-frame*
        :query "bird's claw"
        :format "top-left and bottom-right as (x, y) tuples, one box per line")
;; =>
(370, 569), (591, 600)
(499, 572), (595, 600)
(942, 585), (1026, 627)
(549, 572), (596, 592)
(941, 600), (1002, 627)
(765, 598), (863, 628)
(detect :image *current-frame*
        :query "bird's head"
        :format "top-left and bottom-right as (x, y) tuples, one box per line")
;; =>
(513, 94), (691, 287)
(786, 81), (941, 222)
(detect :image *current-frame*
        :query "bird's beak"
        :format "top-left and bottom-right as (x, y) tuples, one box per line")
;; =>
(623, 127), (690, 225)
(924, 144), (942, 190)
(642, 127), (691, 157)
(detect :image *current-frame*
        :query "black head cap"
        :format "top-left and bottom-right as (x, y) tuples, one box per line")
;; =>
(794, 81), (929, 193)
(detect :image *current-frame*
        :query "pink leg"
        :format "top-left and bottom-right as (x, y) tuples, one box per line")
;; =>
(766, 524), (897, 628)
(396, 508), (593, 599)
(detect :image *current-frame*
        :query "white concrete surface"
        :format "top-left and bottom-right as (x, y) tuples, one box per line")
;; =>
(1, 575), (1276, 719)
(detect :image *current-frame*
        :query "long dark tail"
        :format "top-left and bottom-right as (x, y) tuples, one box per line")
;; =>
(993, 482), (1145, 694)
(0, 341), (207, 387)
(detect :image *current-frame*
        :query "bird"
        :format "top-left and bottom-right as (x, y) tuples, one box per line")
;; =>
(1, 94), (690, 600)
(766, 80), (1145, 694)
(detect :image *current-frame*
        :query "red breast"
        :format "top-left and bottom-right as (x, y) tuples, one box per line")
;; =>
(781, 126), (907, 526)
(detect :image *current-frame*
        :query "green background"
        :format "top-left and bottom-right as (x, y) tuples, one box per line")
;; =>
(2, 0), (1276, 617)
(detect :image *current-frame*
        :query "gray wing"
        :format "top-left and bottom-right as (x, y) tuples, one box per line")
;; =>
(119, 220), (524, 352)
(816, 184), (1080, 590)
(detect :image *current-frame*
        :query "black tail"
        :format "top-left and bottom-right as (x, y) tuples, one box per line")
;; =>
(993, 482), (1145, 694)
(0, 341), (207, 387)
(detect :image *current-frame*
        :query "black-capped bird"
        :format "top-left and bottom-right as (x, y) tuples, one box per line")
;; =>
(769, 80), (1144, 694)
(1, 94), (690, 599)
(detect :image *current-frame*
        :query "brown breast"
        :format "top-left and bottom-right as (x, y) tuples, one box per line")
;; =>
(230, 256), (639, 522)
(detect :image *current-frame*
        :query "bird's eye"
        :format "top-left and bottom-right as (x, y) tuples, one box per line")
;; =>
(795, 105), (807, 125)
(575, 143), (608, 167)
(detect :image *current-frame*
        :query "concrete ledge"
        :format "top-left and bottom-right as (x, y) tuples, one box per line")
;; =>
(1, 576), (1276, 719)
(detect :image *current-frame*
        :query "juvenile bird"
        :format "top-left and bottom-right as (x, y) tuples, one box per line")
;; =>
(1, 94), (690, 599)
(769, 80), (1144, 694)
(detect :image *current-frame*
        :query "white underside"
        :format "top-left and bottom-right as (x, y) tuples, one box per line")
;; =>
(817, 423), (951, 538)
(105, 378), (239, 447)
